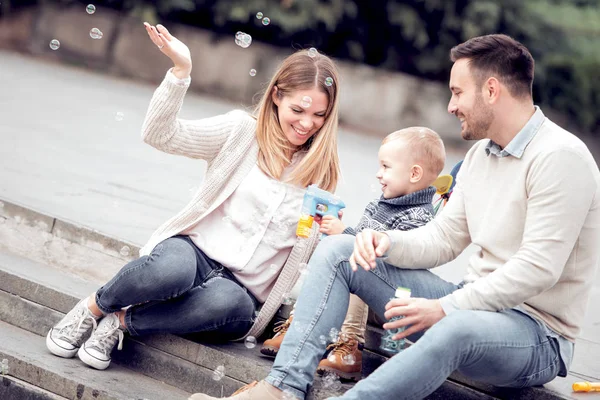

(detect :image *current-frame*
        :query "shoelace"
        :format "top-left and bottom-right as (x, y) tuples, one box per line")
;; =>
(326, 338), (356, 358)
(89, 318), (124, 355)
(57, 307), (98, 338)
(272, 317), (292, 337)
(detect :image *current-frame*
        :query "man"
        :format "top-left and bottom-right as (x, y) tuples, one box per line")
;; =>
(191, 34), (600, 400)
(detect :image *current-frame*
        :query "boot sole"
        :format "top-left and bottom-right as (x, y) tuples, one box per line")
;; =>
(45, 330), (78, 358)
(77, 346), (111, 370)
(317, 366), (362, 382)
(260, 346), (278, 358)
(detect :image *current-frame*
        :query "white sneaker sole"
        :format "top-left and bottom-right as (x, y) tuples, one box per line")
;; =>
(46, 329), (78, 358)
(77, 346), (111, 370)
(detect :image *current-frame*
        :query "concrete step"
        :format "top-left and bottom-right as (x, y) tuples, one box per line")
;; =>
(0, 201), (583, 399)
(0, 248), (353, 399)
(0, 374), (69, 400)
(0, 248), (501, 400)
(0, 320), (191, 400)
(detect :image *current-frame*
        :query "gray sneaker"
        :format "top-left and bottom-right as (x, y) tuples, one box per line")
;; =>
(78, 313), (124, 370)
(46, 297), (99, 358)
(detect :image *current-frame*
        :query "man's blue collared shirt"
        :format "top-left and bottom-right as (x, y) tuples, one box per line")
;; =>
(485, 106), (545, 158)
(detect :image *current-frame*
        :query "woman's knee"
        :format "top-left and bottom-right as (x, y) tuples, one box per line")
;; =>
(138, 237), (198, 290)
(202, 279), (255, 319)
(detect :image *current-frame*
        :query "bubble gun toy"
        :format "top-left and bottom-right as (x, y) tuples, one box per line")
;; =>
(296, 184), (346, 238)
(573, 382), (600, 392)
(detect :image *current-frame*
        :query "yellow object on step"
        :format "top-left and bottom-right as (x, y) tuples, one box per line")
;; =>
(433, 175), (453, 195)
(573, 381), (600, 392)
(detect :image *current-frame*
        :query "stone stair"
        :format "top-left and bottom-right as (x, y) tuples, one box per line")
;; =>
(0, 199), (591, 399)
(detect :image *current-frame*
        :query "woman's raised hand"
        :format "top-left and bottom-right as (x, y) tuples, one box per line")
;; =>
(144, 22), (192, 78)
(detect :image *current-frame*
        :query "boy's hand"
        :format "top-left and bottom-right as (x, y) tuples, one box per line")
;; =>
(319, 215), (346, 235)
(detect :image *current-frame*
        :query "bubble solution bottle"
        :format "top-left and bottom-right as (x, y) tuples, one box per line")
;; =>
(380, 287), (412, 354)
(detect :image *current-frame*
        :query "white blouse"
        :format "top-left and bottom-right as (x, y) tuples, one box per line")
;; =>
(183, 155), (306, 303)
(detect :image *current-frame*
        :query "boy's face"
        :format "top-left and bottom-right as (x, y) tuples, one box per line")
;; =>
(376, 140), (416, 199)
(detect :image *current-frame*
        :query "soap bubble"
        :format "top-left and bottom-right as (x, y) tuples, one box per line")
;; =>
(339, 332), (350, 343)
(244, 336), (257, 349)
(318, 335), (328, 345)
(342, 353), (356, 365)
(256, 12), (263, 19)
(282, 389), (297, 400)
(308, 47), (318, 58)
(371, 183), (380, 192)
(115, 112), (124, 121)
(300, 96), (312, 108)
(282, 295), (294, 305)
(325, 77), (333, 87)
(293, 321), (305, 333)
(327, 353), (337, 363)
(89, 28), (103, 39)
(322, 372), (342, 391)
(86, 4), (96, 14)
(249, 69), (257, 77)
(119, 246), (130, 257)
(298, 262), (309, 275)
(212, 365), (225, 381)
(49, 39), (60, 50)
(262, 17), (271, 26)
(329, 327), (339, 342)
(234, 31), (252, 48)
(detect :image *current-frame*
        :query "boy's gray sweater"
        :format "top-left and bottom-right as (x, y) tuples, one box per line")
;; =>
(343, 186), (436, 235)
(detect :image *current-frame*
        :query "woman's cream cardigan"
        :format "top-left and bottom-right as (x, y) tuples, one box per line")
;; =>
(138, 73), (320, 339)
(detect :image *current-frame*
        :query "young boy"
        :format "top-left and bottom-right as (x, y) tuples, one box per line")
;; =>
(260, 127), (446, 381)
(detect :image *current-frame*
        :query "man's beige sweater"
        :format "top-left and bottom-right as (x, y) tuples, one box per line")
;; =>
(387, 118), (600, 342)
(139, 72), (320, 340)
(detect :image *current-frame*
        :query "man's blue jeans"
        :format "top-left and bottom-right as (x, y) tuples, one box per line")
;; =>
(266, 235), (564, 400)
(95, 236), (257, 338)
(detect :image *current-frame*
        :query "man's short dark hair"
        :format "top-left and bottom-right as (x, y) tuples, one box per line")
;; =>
(450, 34), (534, 99)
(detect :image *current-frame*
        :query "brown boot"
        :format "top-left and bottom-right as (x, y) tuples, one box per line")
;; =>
(316, 337), (363, 381)
(188, 380), (287, 399)
(260, 316), (292, 357)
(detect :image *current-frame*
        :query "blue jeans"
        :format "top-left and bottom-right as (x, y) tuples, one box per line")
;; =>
(266, 235), (564, 400)
(95, 236), (257, 338)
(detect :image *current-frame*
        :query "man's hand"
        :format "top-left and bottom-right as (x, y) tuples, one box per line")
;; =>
(349, 229), (391, 271)
(319, 215), (346, 235)
(383, 298), (446, 340)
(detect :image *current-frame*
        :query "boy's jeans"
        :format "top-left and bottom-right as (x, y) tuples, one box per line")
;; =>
(95, 236), (257, 338)
(266, 235), (567, 400)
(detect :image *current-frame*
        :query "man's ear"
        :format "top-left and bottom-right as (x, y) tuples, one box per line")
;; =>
(485, 77), (501, 105)
(272, 86), (280, 106)
(410, 165), (424, 183)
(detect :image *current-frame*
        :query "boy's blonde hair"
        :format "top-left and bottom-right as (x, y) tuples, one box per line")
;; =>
(254, 49), (341, 192)
(383, 127), (446, 179)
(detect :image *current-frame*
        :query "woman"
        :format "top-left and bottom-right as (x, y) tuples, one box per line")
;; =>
(45, 22), (341, 370)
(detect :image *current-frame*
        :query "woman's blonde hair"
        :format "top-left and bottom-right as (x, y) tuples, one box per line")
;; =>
(254, 49), (341, 192)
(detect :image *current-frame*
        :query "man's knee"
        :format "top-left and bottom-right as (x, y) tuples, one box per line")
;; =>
(425, 311), (481, 345)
